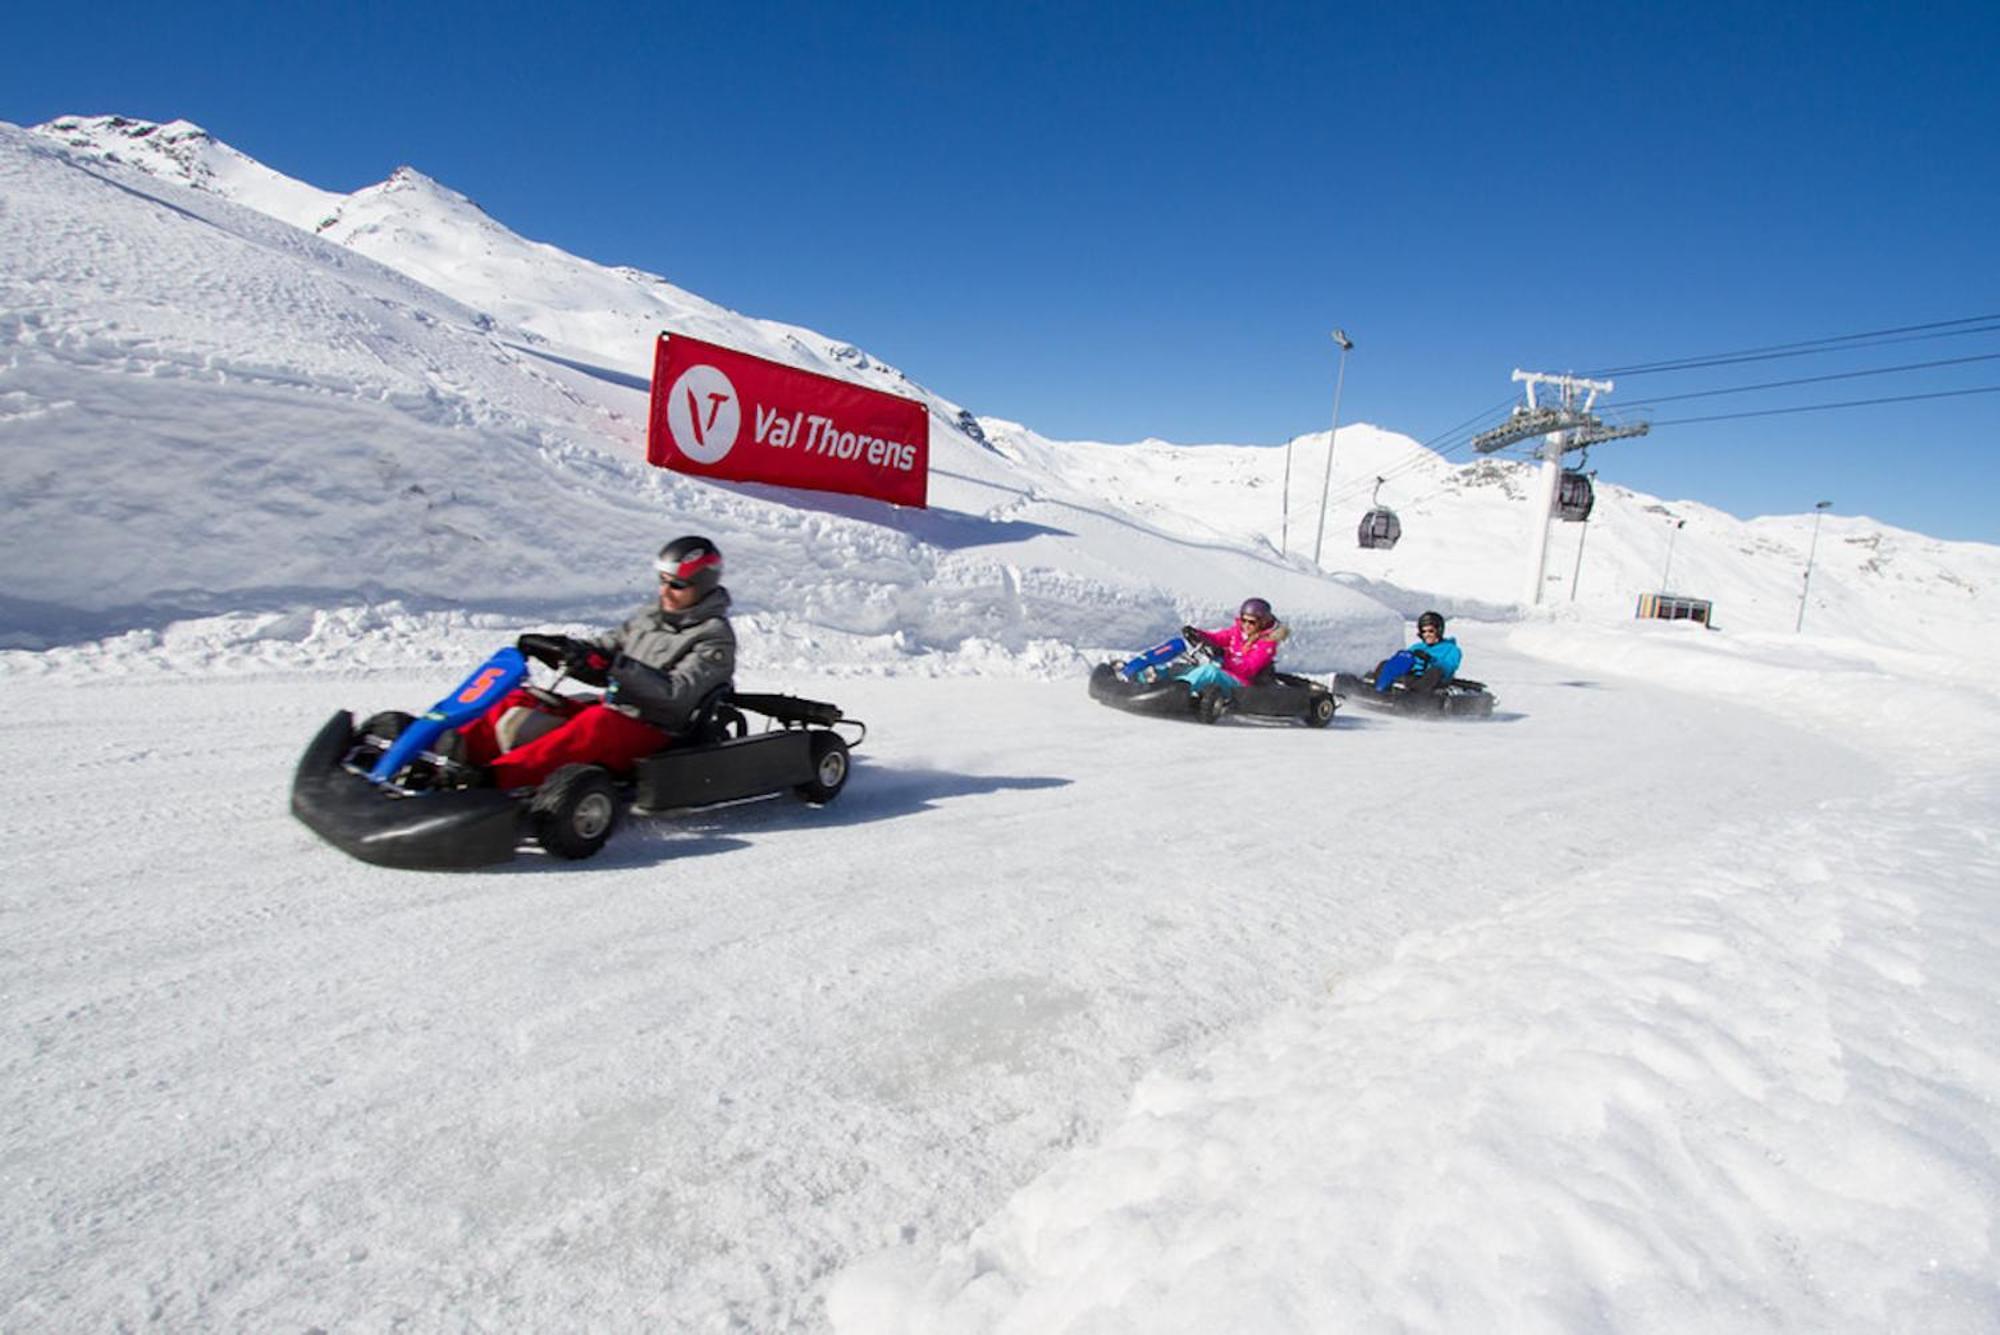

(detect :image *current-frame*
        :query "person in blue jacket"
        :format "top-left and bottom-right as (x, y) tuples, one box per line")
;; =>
(1373, 610), (1462, 698)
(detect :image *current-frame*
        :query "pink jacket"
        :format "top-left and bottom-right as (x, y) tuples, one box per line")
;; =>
(1195, 621), (1284, 684)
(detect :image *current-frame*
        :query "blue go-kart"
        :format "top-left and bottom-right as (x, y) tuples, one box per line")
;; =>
(291, 645), (863, 869)
(1333, 650), (1496, 718)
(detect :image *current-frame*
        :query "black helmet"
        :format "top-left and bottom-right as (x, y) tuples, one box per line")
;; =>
(656, 535), (724, 595)
(1238, 597), (1274, 627)
(1417, 610), (1445, 634)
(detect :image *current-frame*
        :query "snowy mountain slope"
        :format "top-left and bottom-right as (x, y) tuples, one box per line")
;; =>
(20, 114), (2000, 664)
(29, 115), (970, 441)
(2, 120), (1400, 667)
(989, 408), (1999, 648)
(31, 115), (346, 234)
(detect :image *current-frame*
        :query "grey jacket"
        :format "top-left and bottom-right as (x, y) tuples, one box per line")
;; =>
(590, 587), (736, 732)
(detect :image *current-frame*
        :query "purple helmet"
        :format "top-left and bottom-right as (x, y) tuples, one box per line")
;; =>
(1238, 597), (1274, 626)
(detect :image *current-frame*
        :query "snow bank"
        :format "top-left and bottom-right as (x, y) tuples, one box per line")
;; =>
(1507, 620), (2000, 772)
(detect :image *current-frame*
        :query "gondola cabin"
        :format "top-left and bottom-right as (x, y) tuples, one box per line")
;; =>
(1556, 470), (1595, 522)
(1357, 507), (1401, 549)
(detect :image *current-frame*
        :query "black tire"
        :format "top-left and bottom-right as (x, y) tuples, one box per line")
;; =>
(1196, 685), (1227, 725)
(532, 764), (619, 860)
(1304, 693), (1336, 728)
(357, 709), (415, 743)
(795, 732), (850, 804)
(1444, 690), (1495, 719)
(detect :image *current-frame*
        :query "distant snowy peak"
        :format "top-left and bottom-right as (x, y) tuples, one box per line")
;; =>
(327, 164), (494, 232)
(28, 113), (951, 403)
(379, 163), (470, 200)
(38, 114), (231, 187)
(35, 114), (345, 234)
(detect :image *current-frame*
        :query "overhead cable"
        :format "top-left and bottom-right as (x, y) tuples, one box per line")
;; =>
(1649, 384), (2000, 426)
(1617, 352), (2000, 407)
(1592, 313), (2000, 377)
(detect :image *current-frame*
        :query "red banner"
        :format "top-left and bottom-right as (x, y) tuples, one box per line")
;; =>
(646, 334), (929, 508)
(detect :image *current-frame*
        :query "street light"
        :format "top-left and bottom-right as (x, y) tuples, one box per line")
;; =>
(1660, 517), (1686, 590)
(1311, 328), (1355, 566)
(1280, 436), (1295, 556)
(1795, 500), (1832, 632)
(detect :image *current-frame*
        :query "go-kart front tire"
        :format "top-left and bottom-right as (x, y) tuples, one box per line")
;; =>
(532, 764), (619, 860)
(357, 710), (415, 743)
(795, 732), (850, 804)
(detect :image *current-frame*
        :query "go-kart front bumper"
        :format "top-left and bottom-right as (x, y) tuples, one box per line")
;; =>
(290, 712), (524, 869)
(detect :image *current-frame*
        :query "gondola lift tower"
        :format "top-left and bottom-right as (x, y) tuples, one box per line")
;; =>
(1472, 370), (1649, 606)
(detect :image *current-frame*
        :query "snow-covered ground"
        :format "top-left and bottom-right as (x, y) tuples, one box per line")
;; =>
(4, 116), (1998, 1331)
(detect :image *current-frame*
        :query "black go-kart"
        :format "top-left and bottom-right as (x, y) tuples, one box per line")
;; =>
(1088, 634), (1337, 727)
(291, 643), (864, 870)
(1333, 654), (1496, 719)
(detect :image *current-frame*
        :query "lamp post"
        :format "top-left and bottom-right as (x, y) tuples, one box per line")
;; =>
(1661, 517), (1686, 590)
(1795, 500), (1832, 632)
(1311, 328), (1355, 566)
(1280, 438), (1295, 556)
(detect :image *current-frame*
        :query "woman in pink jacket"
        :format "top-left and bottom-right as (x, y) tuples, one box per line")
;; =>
(1177, 597), (1287, 698)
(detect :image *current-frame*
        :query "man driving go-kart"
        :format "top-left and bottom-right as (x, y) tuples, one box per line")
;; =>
(456, 535), (735, 790)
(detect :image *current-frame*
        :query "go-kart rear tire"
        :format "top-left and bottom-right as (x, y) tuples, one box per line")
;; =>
(532, 764), (619, 860)
(1304, 693), (1336, 728)
(795, 732), (850, 804)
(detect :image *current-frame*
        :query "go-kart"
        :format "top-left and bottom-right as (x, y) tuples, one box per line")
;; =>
(291, 643), (864, 869)
(1088, 634), (1336, 727)
(1333, 650), (1496, 719)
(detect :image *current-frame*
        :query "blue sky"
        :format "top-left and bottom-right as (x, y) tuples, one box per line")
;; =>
(7, 0), (1997, 541)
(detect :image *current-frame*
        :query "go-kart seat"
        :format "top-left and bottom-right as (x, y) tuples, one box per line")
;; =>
(493, 698), (572, 752)
(679, 682), (744, 745)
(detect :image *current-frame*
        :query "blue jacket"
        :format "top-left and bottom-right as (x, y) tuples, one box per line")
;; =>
(1405, 635), (1462, 680)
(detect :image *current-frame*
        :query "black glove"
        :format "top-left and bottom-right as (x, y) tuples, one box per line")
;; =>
(1181, 624), (1206, 646)
(1410, 648), (1433, 668)
(517, 633), (608, 681)
(566, 645), (611, 687)
(515, 632), (573, 667)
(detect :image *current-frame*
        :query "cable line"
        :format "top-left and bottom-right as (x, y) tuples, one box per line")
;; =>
(1305, 394), (1521, 515)
(1313, 321), (2000, 531)
(1413, 394), (1521, 453)
(1649, 384), (2000, 426)
(1592, 313), (2000, 377)
(1617, 352), (2000, 407)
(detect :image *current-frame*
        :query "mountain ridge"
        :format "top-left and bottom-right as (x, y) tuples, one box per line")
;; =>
(8, 114), (1995, 663)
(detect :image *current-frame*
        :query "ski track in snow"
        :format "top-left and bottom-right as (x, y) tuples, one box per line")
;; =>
(839, 768), (2000, 1334)
(5, 640), (1949, 1331)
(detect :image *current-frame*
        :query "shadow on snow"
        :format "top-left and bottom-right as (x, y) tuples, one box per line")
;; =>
(495, 760), (1074, 870)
